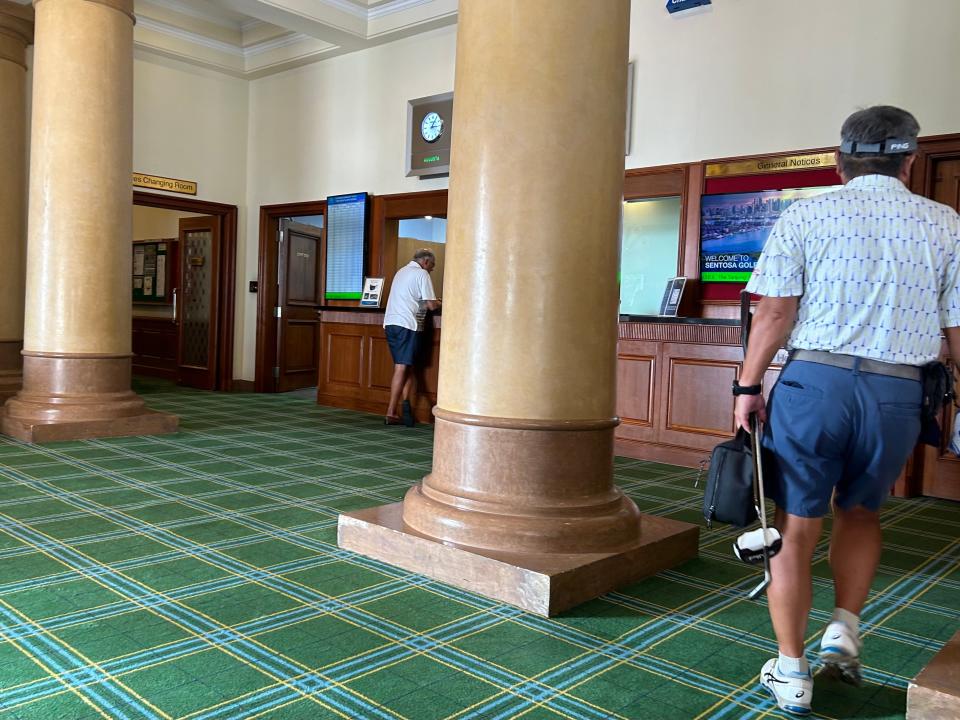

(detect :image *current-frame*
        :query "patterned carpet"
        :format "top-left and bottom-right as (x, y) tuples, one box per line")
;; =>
(0, 379), (956, 720)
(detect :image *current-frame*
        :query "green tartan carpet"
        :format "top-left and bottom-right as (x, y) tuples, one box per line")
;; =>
(0, 379), (956, 720)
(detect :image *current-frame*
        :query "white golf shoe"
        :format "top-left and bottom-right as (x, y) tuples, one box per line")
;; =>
(819, 620), (863, 686)
(759, 658), (813, 716)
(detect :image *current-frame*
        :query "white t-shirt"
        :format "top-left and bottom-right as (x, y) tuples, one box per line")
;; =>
(383, 261), (438, 331)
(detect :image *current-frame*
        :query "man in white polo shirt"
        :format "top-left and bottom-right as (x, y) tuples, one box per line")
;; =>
(733, 106), (960, 715)
(383, 249), (440, 426)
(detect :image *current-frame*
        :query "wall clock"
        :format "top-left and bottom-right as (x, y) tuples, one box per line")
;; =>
(420, 111), (444, 143)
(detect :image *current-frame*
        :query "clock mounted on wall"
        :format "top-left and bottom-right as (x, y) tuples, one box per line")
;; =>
(420, 111), (444, 143)
(406, 92), (453, 177)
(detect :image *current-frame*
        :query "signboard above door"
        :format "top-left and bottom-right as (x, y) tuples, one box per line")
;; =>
(133, 172), (198, 195)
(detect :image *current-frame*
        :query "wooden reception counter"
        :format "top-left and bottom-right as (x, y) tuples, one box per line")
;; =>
(316, 309), (441, 423)
(615, 316), (787, 468)
(317, 311), (951, 499)
(316, 310), (773, 467)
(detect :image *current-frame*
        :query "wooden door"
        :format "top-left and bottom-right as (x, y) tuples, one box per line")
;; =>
(177, 215), (222, 390)
(921, 153), (960, 500)
(275, 220), (324, 391)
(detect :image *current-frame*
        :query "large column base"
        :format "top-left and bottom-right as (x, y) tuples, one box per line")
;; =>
(338, 502), (698, 616)
(2, 410), (178, 443)
(0, 352), (178, 443)
(908, 629), (960, 719)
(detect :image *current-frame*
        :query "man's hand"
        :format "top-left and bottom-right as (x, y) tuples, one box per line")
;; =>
(735, 393), (766, 432)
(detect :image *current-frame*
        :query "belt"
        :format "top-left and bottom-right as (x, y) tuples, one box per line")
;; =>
(792, 349), (921, 381)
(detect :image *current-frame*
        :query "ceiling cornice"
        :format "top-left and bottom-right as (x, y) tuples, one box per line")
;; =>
(134, 0), (458, 79)
(137, 16), (244, 56)
(141, 0), (243, 29)
(368, 0), (433, 21)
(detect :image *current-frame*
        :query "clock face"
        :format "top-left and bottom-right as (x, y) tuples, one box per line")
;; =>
(420, 111), (444, 143)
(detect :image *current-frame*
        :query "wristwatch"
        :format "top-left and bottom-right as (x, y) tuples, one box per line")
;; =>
(732, 380), (762, 396)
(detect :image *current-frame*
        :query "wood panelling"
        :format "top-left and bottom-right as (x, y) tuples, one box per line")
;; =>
(132, 316), (177, 380)
(619, 321), (740, 345)
(660, 345), (743, 453)
(284, 320), (318, 372)
(615, 328), (786, 467)
(368, 336), (395, 391)
(317, 315), (440, 422)
(623, 165), (685, 198)
(326, 331), (364, 387)
(616, 353), (655, 428)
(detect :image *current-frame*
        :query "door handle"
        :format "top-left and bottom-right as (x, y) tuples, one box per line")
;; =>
(172, 287), (178, 324)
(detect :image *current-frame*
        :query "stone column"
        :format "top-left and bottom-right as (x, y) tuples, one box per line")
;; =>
(1, 0), (177, 442)
(339, 0), (696, 616)
(0, 2), (32, 403)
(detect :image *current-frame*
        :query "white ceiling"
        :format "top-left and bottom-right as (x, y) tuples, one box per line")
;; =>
(133, 0), (459, 78)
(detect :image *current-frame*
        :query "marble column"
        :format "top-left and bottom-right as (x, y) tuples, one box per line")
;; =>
(339, 0), (697, 616)
(1, 0), (177, 442)
(0, 2), (32, 403)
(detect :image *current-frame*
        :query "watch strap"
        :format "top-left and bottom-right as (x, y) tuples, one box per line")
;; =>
(732, 380), (762, 396)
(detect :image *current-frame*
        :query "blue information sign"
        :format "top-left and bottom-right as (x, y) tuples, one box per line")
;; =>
(325, 192), (369, 300)
(666, 0), (711, 14)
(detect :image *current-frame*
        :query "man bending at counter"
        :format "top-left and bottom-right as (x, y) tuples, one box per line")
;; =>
(383, 249), (441, 426)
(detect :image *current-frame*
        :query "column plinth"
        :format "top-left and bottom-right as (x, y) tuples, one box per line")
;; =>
(338, 0), (696, 615)
(0, 2), (33, 402)
(1, 0), (177, 442)
(2, 353), (177, 442)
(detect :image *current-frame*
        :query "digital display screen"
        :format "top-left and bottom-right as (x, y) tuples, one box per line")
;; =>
(700, 186), (839, 282)
(325, 192), (369, 300)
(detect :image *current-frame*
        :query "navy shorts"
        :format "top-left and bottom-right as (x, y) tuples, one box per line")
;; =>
(762, 359), (922, 518)
(384, 325), (419, 366)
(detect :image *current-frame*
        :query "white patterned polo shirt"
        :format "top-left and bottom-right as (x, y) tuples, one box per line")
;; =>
(746, 174), (960, 365)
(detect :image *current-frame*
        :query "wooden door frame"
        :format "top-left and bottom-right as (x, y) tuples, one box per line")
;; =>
(133, 191), (238, 391)
(910, 132), (960, 197)
(255, 199), (327, 392)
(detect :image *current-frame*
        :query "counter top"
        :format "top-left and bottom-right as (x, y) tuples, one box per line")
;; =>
(619, 315), (739, 326)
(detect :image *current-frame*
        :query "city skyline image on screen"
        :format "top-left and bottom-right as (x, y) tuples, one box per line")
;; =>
(699, 185), (840, 282)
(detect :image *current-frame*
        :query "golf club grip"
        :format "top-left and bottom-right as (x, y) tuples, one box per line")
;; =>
(740, 289), (752, 354)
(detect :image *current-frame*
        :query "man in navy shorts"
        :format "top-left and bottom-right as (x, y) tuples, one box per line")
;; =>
(382, 249), (440, 426)
(733, 106), (960, 715)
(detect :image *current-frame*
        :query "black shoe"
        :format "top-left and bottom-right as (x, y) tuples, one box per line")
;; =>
(401, 400), (415, 427)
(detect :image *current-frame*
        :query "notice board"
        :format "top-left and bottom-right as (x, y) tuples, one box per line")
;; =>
(132, 240), (172, 303)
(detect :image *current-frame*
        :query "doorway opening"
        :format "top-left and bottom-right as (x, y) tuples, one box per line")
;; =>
(255, 201), (327, 393)
(132, 192), (238, 391)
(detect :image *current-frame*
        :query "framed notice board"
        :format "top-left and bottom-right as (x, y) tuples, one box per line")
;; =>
(132, 239), (174, 303)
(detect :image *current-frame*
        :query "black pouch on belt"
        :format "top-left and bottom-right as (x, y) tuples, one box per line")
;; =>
(919, 361), (955, 446)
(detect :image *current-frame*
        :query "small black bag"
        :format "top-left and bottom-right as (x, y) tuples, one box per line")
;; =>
(702, 429), (759, 528)
(919, 361), (956, 446)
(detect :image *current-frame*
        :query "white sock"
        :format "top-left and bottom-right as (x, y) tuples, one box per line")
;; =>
(832, 607), (860, 636)
(777, 652), (809, 676)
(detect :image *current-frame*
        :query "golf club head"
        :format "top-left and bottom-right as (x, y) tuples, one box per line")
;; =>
(733, 527), (783, 564)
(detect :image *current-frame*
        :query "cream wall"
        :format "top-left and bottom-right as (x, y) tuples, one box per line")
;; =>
(132, 205), (201, 240)
(242, 25), (457, 380)
(125, 0), (960, 382)
(133, 51), (249, 376)
(625, 0), (960, 167)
